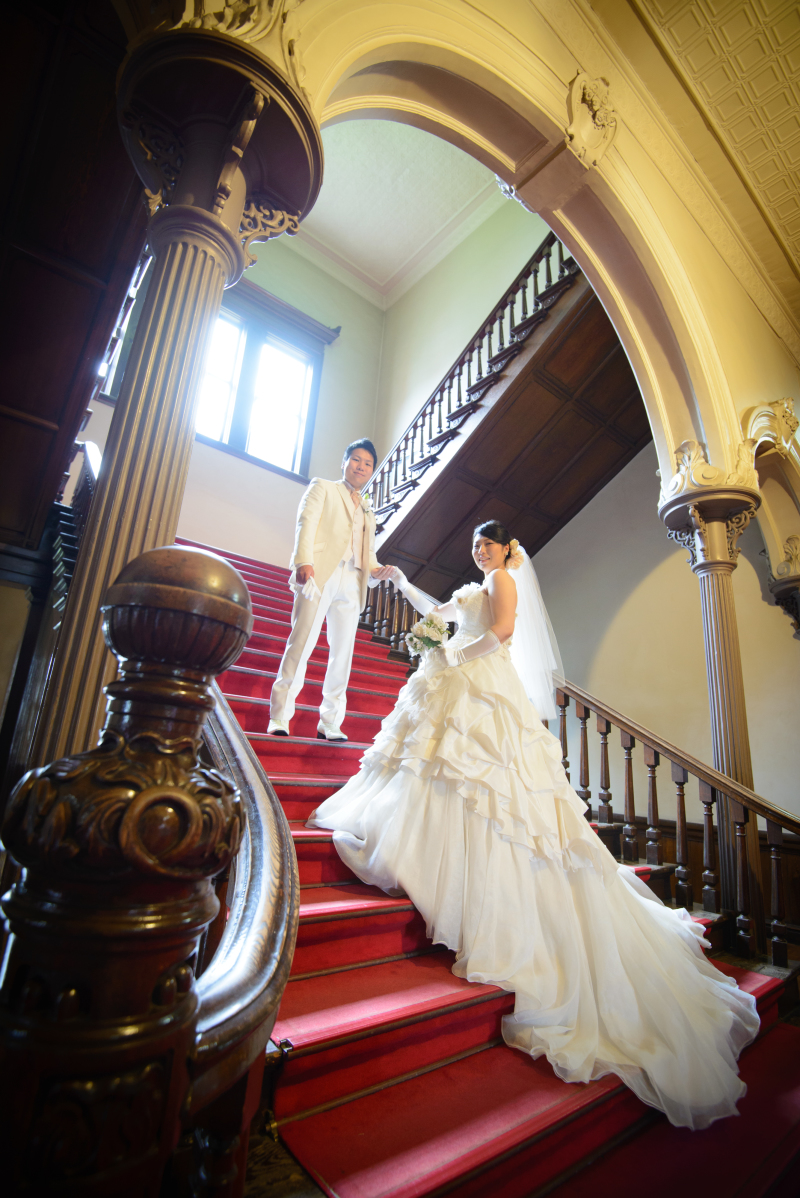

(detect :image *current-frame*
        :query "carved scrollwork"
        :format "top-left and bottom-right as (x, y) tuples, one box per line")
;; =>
(26, 1061), (167, 1183)
(213, 87), (267, 218)
(726, 503), (758, 561)
(4, 730), (241, 880)
(565, 73), (618, 167)
(741, 397), (799, 457)
(667, 503), (706, 566)
(121, 109), (184, 215)
(240, 198), (300, 266)
(662, 439), (760, 501)
(776, 534), (800, 577)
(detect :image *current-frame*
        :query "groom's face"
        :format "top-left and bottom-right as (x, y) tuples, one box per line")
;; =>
(343, 448), (375, 490)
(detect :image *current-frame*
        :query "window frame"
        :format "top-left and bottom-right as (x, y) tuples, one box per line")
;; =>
(208, 279), (340, 481)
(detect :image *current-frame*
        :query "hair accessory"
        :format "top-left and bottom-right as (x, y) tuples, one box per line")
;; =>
(506, 538), (524, 570)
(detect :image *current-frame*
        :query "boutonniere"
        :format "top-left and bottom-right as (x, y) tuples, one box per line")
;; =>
(360, 493), (373, 514)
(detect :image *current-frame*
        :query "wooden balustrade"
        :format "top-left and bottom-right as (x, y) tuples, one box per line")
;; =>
(368, 231), (579, 530)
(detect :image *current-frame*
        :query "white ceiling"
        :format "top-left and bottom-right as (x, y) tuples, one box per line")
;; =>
(288, 119), (508, 309)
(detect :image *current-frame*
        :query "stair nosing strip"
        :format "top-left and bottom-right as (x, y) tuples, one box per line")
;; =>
(287, 946), (447, 982)
(276, 1036), (503, 1126)
(282, 987), (514, 1061)
(298, 899), (416, 924)
(223, 695), (383, 720)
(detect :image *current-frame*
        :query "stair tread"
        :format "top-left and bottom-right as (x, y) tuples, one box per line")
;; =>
(226, 694), (384, 720)
(549, 1022), (800, 1198)
(276, 951), (509, 1052)
(299, 883), (414, 920)
(279, 1042), (631, 1194)
(223, 663), (403, 695)
(251, 733), (372, 750)
(272, 774), (345, 788)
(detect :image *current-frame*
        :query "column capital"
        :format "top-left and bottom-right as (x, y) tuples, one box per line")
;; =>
(768, 534), (800, 629)
(148, 203), (247, 285)
(660, 487), (760, 573)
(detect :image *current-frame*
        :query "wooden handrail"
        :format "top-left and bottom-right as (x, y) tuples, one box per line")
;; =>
(368, 231), (579, 528)
(558, 678), (800, 837)
(193, 687), (298, 1102)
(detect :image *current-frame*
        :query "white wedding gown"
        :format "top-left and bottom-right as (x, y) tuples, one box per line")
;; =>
(308, 582), (759, 1129)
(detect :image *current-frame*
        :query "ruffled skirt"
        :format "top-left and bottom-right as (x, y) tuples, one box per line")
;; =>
(308, 648), (759, 1129)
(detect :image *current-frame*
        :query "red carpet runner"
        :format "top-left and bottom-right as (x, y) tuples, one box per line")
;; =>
(182, 539), (800, 1198)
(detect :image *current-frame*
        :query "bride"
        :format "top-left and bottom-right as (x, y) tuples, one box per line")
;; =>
(307, 520), (759, 1130)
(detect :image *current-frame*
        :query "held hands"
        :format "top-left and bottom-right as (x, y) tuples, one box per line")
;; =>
(370, 564), (404, 583)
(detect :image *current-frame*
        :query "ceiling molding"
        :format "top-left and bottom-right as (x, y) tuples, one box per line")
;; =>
(632, 0), (800, 282)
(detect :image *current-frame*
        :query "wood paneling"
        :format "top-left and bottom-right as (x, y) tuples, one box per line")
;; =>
(380, 280), (652, 595)
(0, 0), (147, 549)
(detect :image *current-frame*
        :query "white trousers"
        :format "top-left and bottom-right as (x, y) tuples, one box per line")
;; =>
(269, 559), (362, 728)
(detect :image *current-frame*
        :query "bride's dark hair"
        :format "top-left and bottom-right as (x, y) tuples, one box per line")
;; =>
(474, 519), (512, 560)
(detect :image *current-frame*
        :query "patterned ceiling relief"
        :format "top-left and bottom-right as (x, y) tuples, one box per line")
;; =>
(639, 0), (800, 264)
(295, 120), (507, 302)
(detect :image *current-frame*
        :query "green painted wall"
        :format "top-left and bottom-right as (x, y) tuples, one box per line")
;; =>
(247, 237), (385, 479)
(375, 200), (549, 456)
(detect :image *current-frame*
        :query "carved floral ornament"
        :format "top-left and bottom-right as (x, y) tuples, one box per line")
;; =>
(741, 398), (799, 457)
(666, 501), (758, 569)
(565, 74), (618, 168)
(661, 439), (760, 503)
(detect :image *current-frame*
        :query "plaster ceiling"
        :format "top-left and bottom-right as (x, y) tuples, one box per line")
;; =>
(637, 0), (800, 269)
(289, 119), (508, 309)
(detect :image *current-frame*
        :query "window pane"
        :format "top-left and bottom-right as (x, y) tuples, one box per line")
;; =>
(246, 337), (313, 473)
(196, 316), (246, 442)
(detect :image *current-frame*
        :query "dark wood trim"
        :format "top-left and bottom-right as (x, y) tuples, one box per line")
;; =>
(194, 434), (310, 486)
(225, 278), (341, 347)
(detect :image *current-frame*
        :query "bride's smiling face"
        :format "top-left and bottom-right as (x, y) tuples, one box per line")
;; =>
(473, 536), (509, 575)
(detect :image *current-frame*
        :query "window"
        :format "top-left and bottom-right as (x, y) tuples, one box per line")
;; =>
(194, 280), (339, 479)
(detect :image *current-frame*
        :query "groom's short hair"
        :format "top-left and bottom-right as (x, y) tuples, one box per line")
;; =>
(343, 438), (377, 469)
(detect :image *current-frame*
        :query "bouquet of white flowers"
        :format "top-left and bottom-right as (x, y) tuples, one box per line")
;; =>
(406, 611), (449, 657)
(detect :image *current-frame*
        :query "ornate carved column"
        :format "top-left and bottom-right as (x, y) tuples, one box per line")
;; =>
(32, 30), (321, 766)
(0, 546), (252, 1197)
(769, 535), (800, 629)
(660, 441), (764, 940)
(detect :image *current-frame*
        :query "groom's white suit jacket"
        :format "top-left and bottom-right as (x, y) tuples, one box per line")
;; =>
(290, 478), (378, 609)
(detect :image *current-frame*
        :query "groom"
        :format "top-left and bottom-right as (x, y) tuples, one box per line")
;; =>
(268, 439), (391, 741)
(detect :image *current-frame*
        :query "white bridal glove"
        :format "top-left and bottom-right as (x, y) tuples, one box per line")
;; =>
(382, 567), (440, 617)
(441, 629), (500, 667)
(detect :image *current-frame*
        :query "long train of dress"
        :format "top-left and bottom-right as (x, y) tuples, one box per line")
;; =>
(308, 583), (759, 1130)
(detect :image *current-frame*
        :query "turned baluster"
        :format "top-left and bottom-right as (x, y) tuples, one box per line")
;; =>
(596, 716), (613, 824)
(699, 781), (720, 913)
(497, 302), (506, 351)
(671, 763), (693, 909)
(557, 238), (565, 277)
(362, 578), (377, 631)
(644, 746), (662, 866)
(375, 581), (391, 642)
(574, 701), (591, 818)
(520, 274), (529, 320)
(486, 320), (493, 363)
(389, 588), (403, 654)
(409, 423), (416, 467)
(621, 731), (638, 862)
(767, 819), (788, 967)
(556, 688), (570, 782)
(730, 797), (755, 957)
(544, 245), (553, 289)
(401, 435), (409, 481)
(427, 403), (434, 447)
(399, 598), (413, 661)
(446, 378), (453, 419)
(475, 337), (484, 381)
(393, 452), (400, 489)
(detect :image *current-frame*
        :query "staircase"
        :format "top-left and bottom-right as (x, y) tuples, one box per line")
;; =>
(182, 538), (800, 1198)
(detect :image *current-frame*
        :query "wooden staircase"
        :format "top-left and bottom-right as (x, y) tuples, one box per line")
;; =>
(179, 538), (800, 1198)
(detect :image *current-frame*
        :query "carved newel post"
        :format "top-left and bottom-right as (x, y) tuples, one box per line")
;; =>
(32, 30), (322, 768)
(0, 546), (253, 1198)
(661, 442), (764, 942)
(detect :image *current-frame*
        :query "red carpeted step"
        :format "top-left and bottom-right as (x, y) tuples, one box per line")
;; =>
(176, 537), (291, 581)
(279, 1042), (646, 1198)
(294, 884), (430, 975)
(252, 734), (369, 777)
(709, 961), (784, 1030)
(235, 644), (408, 684)
(551, 1022), (800, 1198)
(230, 697), (385, 740)
(274, 953), (514, 1120)
(293, 827), (357, 885)
(219, 666), (402, 708)
(272, 775), (344, 820)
